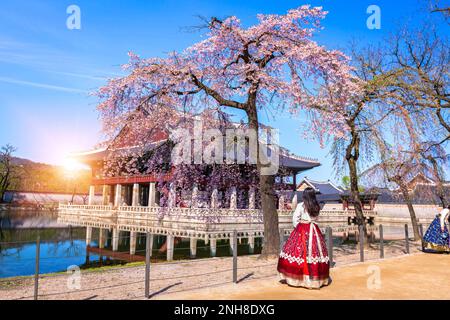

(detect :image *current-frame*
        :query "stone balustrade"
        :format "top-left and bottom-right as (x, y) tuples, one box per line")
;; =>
(58, 203), (379, 261)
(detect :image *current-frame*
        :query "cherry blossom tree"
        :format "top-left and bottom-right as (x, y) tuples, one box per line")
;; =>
(96, 6), (357, 255)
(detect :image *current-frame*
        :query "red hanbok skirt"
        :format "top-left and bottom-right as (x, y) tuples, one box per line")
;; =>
(277, 222), (331, 289)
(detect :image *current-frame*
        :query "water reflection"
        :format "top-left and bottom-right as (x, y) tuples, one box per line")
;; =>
(0, 210), (113, 278)
(0, 210), (425, 278)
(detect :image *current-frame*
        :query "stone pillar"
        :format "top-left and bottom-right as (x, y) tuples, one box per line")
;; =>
(293, 173), (297, 191)
(248, 235), (255, 254)
(130, 231), (137, 255)
(86, 226), (92, 246)
(248, 187), (256, 210)
(191, 184), (199, 208)
(112, 228), (119, 252)
(147, 234), (154, 252)
(229, 232), (236, 255)
(279, 194), (285, 210)
(148, 183), (156, 207)
(210, 239), (217, 257)
(190, 238), (197, 258)
(211, 188), (219, 209)
(114, 184), (122, 207)
(166, 235), (174, 261)
(168, 184), (176, 208)
(230, 187), (237, 209)
(88, 185), (95, 205)
(102, 185), (110, 205)
(291, 193), (298, 209)
(132, 183), (140, 206)
(99, 228), (106, 249)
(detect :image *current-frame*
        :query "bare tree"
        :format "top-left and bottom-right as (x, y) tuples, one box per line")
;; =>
(364, 141), (424, 241)
(0, 144), (18, 203)
(389, 26), (449, 207)
(330, 43), (404, 241)
(430, 0), (450, 23)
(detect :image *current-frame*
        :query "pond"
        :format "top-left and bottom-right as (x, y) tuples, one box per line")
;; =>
(0, 210), (264, 278)
(0, 209), (422, 279)
(0, 210), (112, 278)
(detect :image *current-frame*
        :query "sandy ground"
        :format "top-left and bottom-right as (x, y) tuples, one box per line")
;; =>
(156, 253), (450, 300)
(1, 241), (444, 300)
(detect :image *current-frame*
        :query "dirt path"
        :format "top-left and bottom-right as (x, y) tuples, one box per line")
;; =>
(154, 253), (450, 300)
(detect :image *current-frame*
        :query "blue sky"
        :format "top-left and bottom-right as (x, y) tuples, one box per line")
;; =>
(0, 0), (448, 184)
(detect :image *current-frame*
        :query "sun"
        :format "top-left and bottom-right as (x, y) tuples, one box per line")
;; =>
(62, 157), (89, 176)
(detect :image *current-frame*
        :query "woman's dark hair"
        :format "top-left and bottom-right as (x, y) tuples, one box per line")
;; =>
(302, 187), (321, 217)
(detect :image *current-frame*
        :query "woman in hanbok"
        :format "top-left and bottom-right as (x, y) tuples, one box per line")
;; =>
(422, 206), (450, 253)
(277, 187), (331, 289)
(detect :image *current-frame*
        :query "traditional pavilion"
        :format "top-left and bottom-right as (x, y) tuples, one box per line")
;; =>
(58, 121), (377, 261)
(73, 125), (322, 210)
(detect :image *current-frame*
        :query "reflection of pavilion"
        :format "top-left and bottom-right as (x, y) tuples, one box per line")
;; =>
(58, 126), (376, 261)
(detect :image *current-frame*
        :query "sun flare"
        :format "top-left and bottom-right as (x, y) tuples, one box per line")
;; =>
(62, 157), (89, 174)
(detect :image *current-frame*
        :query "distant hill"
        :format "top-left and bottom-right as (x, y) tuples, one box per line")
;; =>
(8, 157), (92, 194)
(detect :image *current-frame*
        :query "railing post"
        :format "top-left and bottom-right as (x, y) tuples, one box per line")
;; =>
(419, 224), (424, 239)
(404, 224), (410, 254)
(359, 225), (364, 262)
(326, 227), (333, 268)
(34, 236), (40, 300)
(145, 232), (151, 299)
(379, 225), (384, 259)
(232, 230), (238, 284)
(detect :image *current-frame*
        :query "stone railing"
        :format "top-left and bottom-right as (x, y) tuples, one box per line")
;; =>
(58, 205), (384, 241)
(59, 204), (377, 220)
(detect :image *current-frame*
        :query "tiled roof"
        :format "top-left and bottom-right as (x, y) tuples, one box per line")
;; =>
(298, 177), (344, 195)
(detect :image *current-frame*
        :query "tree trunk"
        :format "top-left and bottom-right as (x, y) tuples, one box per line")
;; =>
(259, 174), (280, 256)
(347, 157), (368, 243)
(247, 106), (280, 257)
(399, 184), (421, 241)
(345, 123), (368, 242)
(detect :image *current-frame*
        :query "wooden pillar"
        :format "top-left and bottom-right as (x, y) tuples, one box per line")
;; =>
(248, 235), (255, 254)
(114, 184), (122, 207)
(248, 187), (256, 210)
(88, 185), (95, 205)
(132, 183), (140, 207)
(148, 183), (156, 207)
(190, 238), (197, 258)
(166, 235), (174, 261)
(86, 226), (92, 246)
(210, 238), (217, 257)
(112, 228), (119, 252)
(230, 187), (237, 209)
(130, 231), (137, 255)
